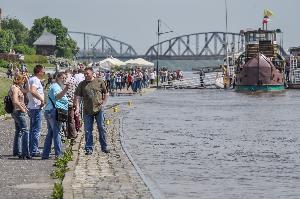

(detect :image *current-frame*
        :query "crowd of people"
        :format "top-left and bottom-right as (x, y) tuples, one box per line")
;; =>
(89, 68), (183, 93)
(159, 69), (184, 83)
(101, 68), (155, 93)
(5, 62), (184, 159)
(6, 62), (28, 79)
(8, 64), (110, 159)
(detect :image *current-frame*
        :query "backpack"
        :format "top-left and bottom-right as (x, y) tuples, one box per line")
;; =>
(4, 95), (13, 113)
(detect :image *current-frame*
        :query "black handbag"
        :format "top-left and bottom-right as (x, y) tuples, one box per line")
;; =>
(48, 94), (68, 122)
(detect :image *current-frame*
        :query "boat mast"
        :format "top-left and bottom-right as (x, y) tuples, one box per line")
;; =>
(225, 0), (229, 70)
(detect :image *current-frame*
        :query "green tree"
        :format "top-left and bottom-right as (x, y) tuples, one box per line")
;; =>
(28, 16), (78, 58)
(1, 17), (29, 44)
(0, 29), (16, 53)
(13, 44), (36, 55)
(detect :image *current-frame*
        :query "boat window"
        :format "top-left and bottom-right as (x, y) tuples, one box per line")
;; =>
(245, 31), (278, 43)
(258, 33), (266, 40)
(246, 33), (257, 42)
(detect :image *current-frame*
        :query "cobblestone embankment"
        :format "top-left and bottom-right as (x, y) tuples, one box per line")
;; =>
(63, 107), (153, 199)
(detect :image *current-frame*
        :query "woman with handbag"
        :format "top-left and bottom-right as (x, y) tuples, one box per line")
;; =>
(42, 72), (69, 159)
(10, 73), (31, 159)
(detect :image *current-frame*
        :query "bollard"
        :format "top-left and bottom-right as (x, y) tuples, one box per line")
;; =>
(128, 101), (132, 106)
(113, 106), (118, 112)
(105, 119), (110, 125)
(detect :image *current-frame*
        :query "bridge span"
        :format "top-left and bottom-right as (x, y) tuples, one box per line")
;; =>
(69, 31), (288, 61)
(145, 32), (245, 61)
(68, 31), (138, 58)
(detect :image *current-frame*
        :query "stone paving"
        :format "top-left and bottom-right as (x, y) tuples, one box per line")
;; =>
(0, 87), (155, 199)
(0, 116), (56, 199)
(68, 109), (153, 199)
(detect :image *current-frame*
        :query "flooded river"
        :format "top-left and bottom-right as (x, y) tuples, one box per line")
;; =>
(110, 88), (300, 199)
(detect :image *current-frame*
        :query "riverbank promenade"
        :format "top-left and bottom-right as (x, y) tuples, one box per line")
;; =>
(0, 89), (154, 199)
(64, 107), (153, 199)
(0, 116), (55, 199)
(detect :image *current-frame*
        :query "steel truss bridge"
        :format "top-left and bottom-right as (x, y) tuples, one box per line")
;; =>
(146, 32), (245, 60)
(68, 31), (138, 59)
(69, 31), (288, 60)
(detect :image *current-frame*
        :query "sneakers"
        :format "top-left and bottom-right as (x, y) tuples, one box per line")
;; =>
(101, 148), (110, 154)
(19, 155), (32, 159)
(31, 152), (42, 157)
(85, 150), (93, 155)
(85, 148), (110, 155)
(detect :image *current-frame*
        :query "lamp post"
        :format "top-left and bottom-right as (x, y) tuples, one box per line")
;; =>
(156, 19), (173, 88)
(0, 8), (2, 30)
(225, 0), (229, 68)
(156, 19), (160, 88)
(224, 0), (230, 89)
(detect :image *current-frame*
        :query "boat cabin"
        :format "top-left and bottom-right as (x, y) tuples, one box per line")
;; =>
(287, 47), (300, 86)
(240, 29), (281, 60)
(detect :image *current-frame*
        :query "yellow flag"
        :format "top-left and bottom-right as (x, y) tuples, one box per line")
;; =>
(264, 9), (274, 17)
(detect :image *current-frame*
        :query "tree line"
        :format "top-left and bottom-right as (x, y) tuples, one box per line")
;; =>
(0, 16), (78, 58)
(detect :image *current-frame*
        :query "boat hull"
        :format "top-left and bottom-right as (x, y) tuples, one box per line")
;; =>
(235, 54), (285, 92)
(287, 83), (300, 89)
(235, 84), (285, 91)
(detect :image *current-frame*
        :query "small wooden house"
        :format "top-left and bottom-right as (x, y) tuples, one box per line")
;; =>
(33, 30), (56, 56)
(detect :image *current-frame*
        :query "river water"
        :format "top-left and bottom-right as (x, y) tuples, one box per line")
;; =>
(109, 87), (300, 199)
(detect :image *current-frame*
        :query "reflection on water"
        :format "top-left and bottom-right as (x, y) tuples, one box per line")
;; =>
(117, 89), (300, 199)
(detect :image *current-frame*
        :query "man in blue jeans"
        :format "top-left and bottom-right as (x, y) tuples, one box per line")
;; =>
(27, 65), (45, 157)
(74, 67), (109, 155)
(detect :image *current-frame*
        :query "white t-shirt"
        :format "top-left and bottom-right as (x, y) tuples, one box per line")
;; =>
(116, 75), (122, 83)
(74, 73), (85, 86)
(27, 76), (44, 109)
(65, 75), (78, 105)
(150, 72), (155, 80)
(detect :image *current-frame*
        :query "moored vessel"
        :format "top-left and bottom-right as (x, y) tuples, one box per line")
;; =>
(286, 47), (300, 88)
(234, 29), (285, 91)
(217, 52), (241, 89)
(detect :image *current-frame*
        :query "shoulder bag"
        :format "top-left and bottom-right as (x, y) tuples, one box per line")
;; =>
(48, 94), (68, 122)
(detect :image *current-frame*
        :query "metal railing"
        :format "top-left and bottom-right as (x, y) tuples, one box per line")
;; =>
(167, 72), (220, 88)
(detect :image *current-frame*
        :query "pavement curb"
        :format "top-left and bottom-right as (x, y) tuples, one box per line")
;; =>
(62, 129), (83, 199)
(119, 113), (165, 199)
(61, 89), (155, 198)
(62, 104), (118, 199)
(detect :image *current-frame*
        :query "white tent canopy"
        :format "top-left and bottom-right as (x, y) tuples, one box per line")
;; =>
(125, 58), (154, 67)
(96, 57), (126, 69)
(87, 62), (110, 71)
(124, 59), (136, 65)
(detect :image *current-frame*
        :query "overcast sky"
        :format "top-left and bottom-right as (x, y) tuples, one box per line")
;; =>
(1, 0), (299, 54)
